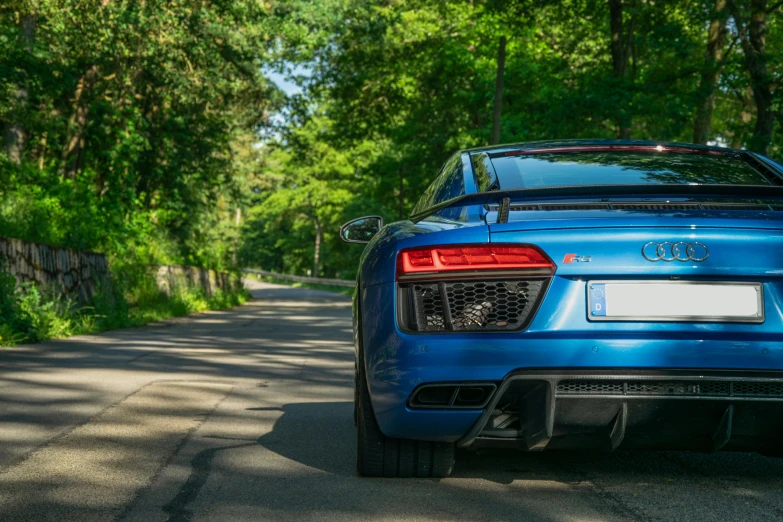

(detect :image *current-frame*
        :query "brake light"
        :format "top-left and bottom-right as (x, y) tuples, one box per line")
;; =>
(397, 244), (554, 279)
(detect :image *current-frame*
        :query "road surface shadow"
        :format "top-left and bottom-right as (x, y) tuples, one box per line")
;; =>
(258, 400), (783, 484)
(0, 282), (353, 469)
(255, 402), (355, 477)
(228, 399), (783, 521)
(5, 282), (783, 522)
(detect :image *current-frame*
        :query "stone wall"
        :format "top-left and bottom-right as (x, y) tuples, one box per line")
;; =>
(0, 237), (241, 303)
(154, 265), (241, 297)
(0, 237), (110, 303)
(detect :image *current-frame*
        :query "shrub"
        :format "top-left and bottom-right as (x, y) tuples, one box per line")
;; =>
(0, 258), (248, 347)
(17, 283), (77, 341)
(0, 323), (25, 347)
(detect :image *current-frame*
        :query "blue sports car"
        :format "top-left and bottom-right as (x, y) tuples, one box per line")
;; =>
(339, 140), (783, 478)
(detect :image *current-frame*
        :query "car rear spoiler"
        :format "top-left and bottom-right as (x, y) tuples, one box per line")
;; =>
(409, 184), (783, 223)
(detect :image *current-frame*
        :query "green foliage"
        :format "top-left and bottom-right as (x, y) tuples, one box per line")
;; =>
(237, 0), (783, 279)
(239, 113), (381, 279)
(0, 263), (33, 343)
(129, 283), (249, 325)
(256, 275), (353, 296)
(16, 284), (78, 341)
(0, 272), (100, 346)
(0, 261), (249, 347)
(0, 0), (282, 268)
(3, 0), (783, 283)
(0, 323), (25, 347)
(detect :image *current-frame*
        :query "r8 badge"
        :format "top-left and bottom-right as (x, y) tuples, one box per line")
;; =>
(563, 254), (592, 263)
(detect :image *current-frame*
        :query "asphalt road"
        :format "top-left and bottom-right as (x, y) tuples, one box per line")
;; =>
(2, 280), (783, 522)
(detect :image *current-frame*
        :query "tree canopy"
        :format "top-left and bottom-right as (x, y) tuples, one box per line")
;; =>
(2, 0), (783, 278)
(1, 0), (282, 268)
(241, 0), (783, 279)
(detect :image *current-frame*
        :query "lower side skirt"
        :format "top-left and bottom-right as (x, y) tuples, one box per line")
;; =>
(457, 371), (783, 454)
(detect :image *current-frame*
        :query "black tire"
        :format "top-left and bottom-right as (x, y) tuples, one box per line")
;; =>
(760, 449), (783, 458)
(353, 363), (359, 426)
(356, 358), (455, 478)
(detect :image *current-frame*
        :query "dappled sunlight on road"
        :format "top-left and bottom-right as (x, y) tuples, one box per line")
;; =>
(0, 382), (231, 521)
(2, 281), (783, 522)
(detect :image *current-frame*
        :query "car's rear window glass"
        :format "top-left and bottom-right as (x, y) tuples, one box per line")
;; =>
(412, 153), (465, 217)
(489, 152), (772, 190)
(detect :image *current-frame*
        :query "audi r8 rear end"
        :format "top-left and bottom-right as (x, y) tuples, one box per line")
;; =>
(340, 140), (783, 478)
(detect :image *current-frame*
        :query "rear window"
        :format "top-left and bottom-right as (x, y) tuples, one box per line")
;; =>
(489, 151), (772, 190)
(412, 153), (465, 218)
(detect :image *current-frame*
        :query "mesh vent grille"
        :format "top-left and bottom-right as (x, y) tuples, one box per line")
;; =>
(700, 204), (771, 211)
(557, 381), (623, 394)
(555, 380), (780, 398)
(733, 382), (783, 397)
(540, 203), (611, 210)
(492, 202), (780, 213)
(627, 382), (692, 395)
(405, 279), (546, 332)
(487, 204), (541, 212)
(697, 382), (730, 395)
(411, 283), (446, 329)
(612, 203), (700, 211)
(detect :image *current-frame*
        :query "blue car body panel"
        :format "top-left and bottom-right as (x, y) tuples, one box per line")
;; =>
(354, 141), (783, 448)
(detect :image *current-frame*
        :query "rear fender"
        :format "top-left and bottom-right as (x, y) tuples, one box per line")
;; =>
(353, 277), (367, 377)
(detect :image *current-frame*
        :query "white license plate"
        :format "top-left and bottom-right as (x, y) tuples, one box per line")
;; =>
(587, 281), (764, 322)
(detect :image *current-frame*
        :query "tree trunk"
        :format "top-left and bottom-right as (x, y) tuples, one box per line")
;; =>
(232, 207), (242, 266)
(608, 0), (634, 139)
(693, 0), (728, 144)
(313, 216), (322, 278)
(61, 65), (98, 178)
(3, 14), (37, 164)
(490, 36), (506, 145)
(730, 86), (754, 149)
(729, 0), (773, 154)
(398, 165), (405, 220)
(3, 120), (24, 165)
(37, 132), (47, 170)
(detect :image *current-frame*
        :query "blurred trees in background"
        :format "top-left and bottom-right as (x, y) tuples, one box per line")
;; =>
(0, 0), (280, 269)
(244, 0), (783, 278)
(2, 1), (783, 278)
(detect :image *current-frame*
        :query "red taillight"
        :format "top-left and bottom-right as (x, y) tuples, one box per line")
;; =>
(396, 244), (554, 280)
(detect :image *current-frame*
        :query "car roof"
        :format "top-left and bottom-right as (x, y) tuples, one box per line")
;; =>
(461, 139), (734, 156)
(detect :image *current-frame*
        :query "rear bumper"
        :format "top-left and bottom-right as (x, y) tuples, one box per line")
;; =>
(361, 281), (783, 444)
(457, 370), (783, 453)
(365, 334), (783, 442)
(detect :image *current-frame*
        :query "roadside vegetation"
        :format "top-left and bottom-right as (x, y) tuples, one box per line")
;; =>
(239, 0), (783, 281)
(2, 1), (783, 300)
(0, 261), (250, 347)
(254, 274), (354, 297)
(0, 1), (283, 268)
(1, 1), (266, 345)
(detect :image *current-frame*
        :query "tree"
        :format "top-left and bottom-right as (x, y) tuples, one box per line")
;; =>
(240, 112), (381, 278)
(491, 35), (506, 145)
(694, 0), (730, 144)
(728, 0), (776, 154)
(0, 0), (283, 269)
(608, 0), (636, 139)
(2, 12), (36, 163)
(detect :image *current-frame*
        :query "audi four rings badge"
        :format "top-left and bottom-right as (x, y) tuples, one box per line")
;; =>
(642, 242), (709, 262)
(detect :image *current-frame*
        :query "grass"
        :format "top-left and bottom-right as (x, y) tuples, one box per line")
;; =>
(128, 286), (251, 325)
(0, 266), (251, 348)
(254, 275), (354, 296)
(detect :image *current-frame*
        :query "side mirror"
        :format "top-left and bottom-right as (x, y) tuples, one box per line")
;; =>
(340, 216), (384, 244)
